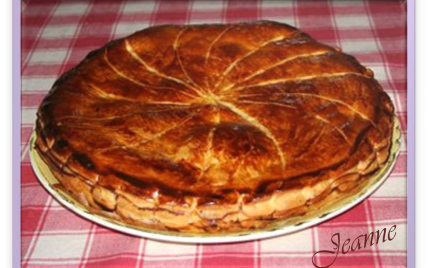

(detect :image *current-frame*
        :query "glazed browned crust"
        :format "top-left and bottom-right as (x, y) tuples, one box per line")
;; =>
(35, 21), (394, 233)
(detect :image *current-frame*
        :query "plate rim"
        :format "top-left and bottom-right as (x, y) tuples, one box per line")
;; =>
(29, 119), (401, 244)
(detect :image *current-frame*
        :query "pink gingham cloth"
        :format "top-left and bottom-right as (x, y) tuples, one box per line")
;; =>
(20, 1), (408, 267)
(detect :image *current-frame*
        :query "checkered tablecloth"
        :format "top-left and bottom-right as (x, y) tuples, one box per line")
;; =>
(20, 1), (408, 267)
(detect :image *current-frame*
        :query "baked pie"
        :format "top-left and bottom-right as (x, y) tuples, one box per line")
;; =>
(34, 21), (395, 233)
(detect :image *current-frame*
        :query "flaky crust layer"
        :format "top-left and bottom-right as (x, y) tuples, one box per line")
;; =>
(35, 21), (395, 233)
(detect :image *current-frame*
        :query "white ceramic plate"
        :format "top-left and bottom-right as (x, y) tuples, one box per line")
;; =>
(29, 118), (401, 244)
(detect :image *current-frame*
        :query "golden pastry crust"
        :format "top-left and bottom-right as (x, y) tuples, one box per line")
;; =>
(35, 21), (395, 233)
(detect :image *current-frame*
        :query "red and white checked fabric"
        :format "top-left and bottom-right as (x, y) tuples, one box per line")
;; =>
(20, 1), (408, 267)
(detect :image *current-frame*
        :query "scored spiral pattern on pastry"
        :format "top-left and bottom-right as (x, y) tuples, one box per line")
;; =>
(35, 21), (394, 233)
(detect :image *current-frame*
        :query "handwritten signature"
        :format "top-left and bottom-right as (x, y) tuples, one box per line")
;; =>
(312, 225), (397, 268)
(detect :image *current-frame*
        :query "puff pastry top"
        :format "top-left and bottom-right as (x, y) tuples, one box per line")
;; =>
(36, 21), (394, 210)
